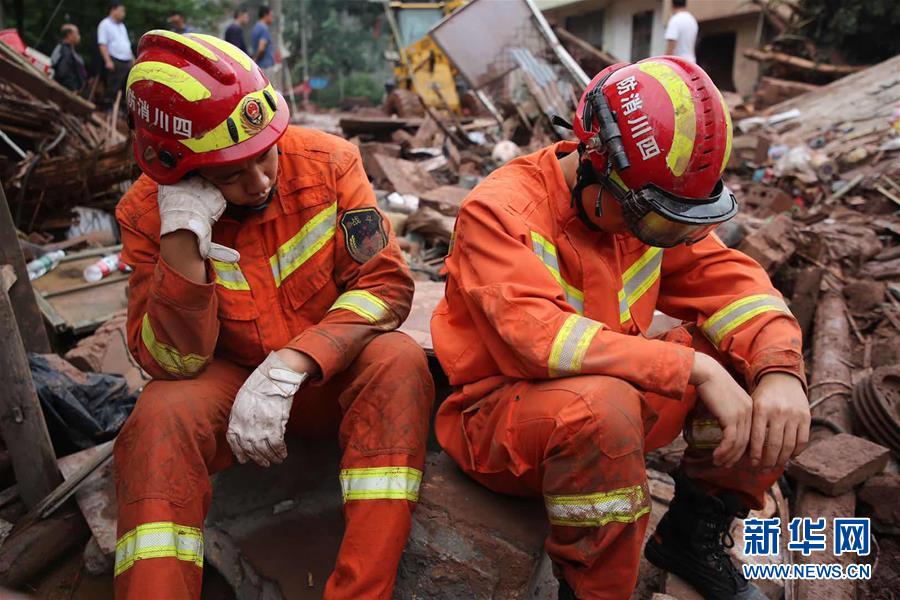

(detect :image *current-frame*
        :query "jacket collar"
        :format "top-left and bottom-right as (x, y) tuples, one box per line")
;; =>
(537, 141), (579, 228)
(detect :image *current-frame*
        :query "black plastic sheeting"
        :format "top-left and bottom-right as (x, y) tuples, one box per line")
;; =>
(29, 354), (137, 456)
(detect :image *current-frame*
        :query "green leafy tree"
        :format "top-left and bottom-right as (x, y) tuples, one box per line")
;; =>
(795, 0), (900, 64)
(283, 0), (389, 106)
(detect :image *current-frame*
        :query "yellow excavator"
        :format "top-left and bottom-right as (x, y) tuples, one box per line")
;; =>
(382, 0), (468, 117)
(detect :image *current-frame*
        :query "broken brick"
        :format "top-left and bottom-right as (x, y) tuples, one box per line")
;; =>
(65, 312), (149, 393)
(737, 214), (796, 273)
(843, 279), (886, 313)
(787, 433), (889, 496)
(858, 473), (900, 528)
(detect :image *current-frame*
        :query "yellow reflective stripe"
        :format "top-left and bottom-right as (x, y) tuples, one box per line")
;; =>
(180, 84), (278, 153)
(530, 231), (584, 314)
(548, 314), (602, 377)
(145, 29), (218, 62)
(688, 419), (723, 449)
(114, 521), (203, 577)
(717, 89), (733, 174)
(339, 467), (422, 502)
(188, 33), (252, 71)
(140, 314), (209, 376)
(638, 61), (696, 177)
(702, 293), (792, 346)
(270, 203), (337, 287)
(211, 260), (250, 291)
(545, 484), (650, 527)
(618, 247), (663, 324)
(329, 290), (390, 324)
(126, 61), (211, 101)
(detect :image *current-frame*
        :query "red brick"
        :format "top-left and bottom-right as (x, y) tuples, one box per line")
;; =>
(787, 433), (889, 496)
(794, 489), (856, 600)
(858, 473), (900, 528)
(737, 214), (796, 273)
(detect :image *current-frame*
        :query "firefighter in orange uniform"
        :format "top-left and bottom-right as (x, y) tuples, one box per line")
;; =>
(431, 58), (810, 599)
(114, 31), (433, 598)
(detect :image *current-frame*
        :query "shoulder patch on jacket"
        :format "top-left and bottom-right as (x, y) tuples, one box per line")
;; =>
(340, 208), (387, 264)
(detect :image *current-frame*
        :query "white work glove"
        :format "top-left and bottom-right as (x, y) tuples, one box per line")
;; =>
(226, 352), (308, 467)
(157, 177), (240, 263)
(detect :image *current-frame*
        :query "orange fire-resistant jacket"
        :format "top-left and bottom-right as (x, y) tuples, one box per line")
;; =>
(117, 126), (413, 381)
(431, 141), (805, 400)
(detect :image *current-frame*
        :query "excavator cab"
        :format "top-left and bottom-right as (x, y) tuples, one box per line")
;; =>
(383, 1), (466, 116)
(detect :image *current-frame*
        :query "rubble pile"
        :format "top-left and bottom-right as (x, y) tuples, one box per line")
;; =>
(0, 37), (136, 236)
(343, 111), (522, 281)
(0, 2), (898, 596)
(712, 53), (900, 600)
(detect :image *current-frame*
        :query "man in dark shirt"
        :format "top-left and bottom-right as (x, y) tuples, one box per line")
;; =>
(224, 8), (249, 54)
(51, 24), (87, 93)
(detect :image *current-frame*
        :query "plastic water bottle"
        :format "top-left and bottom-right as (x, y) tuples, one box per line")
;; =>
(26, 250), (66, 281)
(83, 253), (121, 283)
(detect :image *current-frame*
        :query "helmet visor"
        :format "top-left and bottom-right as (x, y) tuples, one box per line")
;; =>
(613, 179), (738, 247)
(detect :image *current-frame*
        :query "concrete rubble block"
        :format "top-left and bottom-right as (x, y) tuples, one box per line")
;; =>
(204, 439), (345, 600)
(858, 473), (900, 529)
(787, 433), (890, 496)
(394, 452), (556, 600)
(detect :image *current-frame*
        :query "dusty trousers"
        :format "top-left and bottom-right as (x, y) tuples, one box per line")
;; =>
(113, 332), (434, 599)
(435, 327), (784, 600)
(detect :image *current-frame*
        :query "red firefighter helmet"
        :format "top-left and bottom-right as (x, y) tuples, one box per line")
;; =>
(571, 57), (737, 247)
(126, 30), (289, 185)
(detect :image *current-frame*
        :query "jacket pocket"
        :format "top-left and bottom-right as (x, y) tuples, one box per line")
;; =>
(216, 289), (265, 367)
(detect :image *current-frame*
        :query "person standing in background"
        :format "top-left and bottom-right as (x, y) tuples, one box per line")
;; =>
(250, 5), (275, 81)
(51, 24), (87, 93)
(167, 12), (195, 34)
(97, 1), (133, 109)
(664, 0), (698, 63)
(224, 8), (249, 55)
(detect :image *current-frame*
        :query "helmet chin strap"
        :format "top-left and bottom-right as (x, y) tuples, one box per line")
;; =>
(571, 143), (605, 232)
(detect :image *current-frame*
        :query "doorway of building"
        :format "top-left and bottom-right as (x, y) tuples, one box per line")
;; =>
(697, 31), (737, 91)
(631, 10), (653, 60)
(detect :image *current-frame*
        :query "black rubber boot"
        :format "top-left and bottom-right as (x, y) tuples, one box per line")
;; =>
(644, 470), (767, 600)
(557, 578), (578, 600)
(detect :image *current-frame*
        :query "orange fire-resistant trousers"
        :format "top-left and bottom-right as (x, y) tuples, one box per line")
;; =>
(436, 326), (784, 599)
(113, 332), (434, 599)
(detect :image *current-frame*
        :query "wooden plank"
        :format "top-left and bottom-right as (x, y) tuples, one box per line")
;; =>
(743, 48), (865, 76)
(0, 502), (90, 587)
(31, 254), (129, 335)
(0, 42), (95, 117)
(0, 284), (62, 508)
(793, 291), (855, 600)
(0, 183), (50, 353)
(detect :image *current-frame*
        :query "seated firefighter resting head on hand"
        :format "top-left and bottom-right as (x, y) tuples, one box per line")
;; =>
(114, 30), (433, 599)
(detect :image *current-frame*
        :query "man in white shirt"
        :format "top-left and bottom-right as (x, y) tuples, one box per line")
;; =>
(664, 0), (698, 63)
(97, 1), (134, 109)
